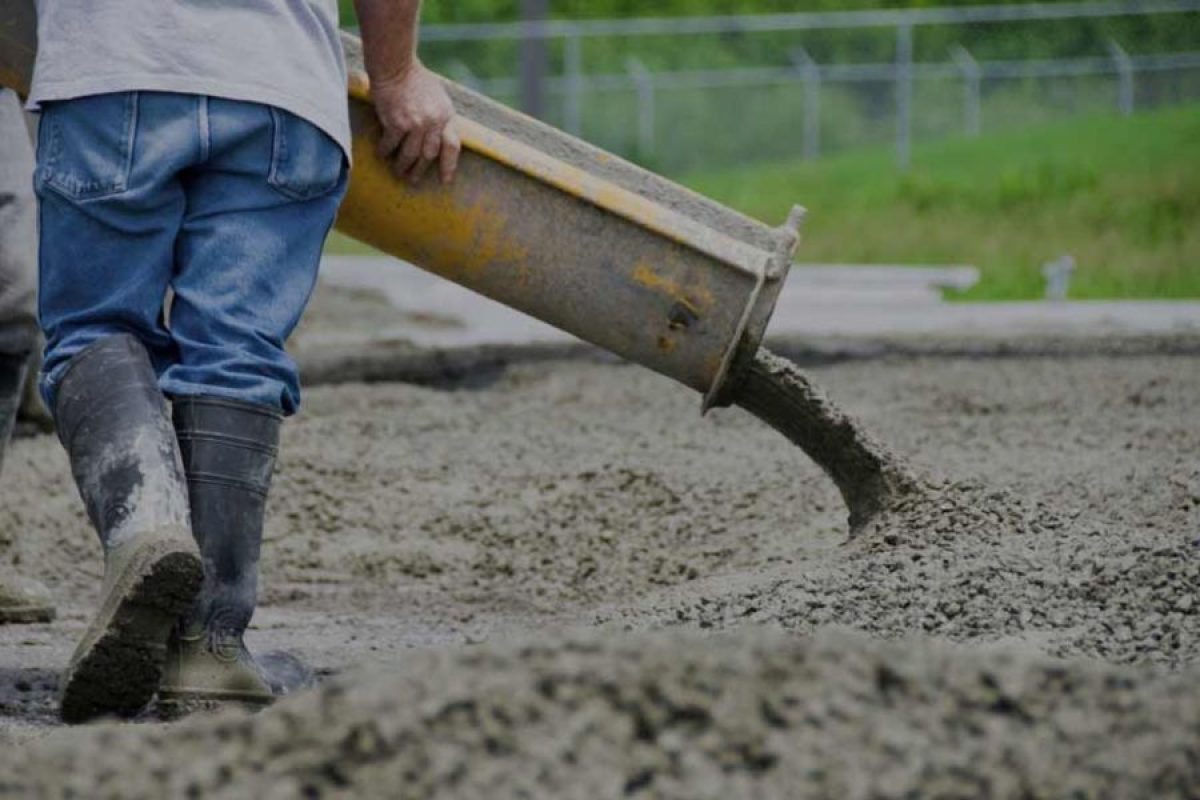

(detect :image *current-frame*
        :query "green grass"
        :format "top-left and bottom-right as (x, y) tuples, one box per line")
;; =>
(686, 105), (1200, 300)
(327, 105), (1200, 300)
(326, 229), (377, 256)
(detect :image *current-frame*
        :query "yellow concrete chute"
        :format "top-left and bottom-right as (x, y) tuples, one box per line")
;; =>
(0, 6), (801, 409)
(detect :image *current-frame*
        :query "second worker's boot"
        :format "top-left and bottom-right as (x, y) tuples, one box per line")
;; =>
(158, 396), (313, 716)
(55, 335), (203, 723)
(0, 350), (55, 624)
(0, 350), (27, 475)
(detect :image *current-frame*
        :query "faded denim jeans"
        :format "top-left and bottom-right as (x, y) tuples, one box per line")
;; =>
(35, 92), (347, 414)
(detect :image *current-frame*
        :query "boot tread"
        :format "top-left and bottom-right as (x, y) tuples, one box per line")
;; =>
(59, 542), (202, 723)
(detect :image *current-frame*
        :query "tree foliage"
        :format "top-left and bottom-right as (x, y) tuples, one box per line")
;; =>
(342, 1), (1199, 67)
(342, 0), (1199, 28)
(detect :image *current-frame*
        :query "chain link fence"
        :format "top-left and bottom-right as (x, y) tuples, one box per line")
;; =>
(410, 1), (1200, 176)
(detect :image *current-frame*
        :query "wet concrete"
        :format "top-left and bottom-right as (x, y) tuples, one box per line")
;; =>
(733, 348), (922, 529)
(4, 627), (1198, 799)
(1, 286), (1198, 793)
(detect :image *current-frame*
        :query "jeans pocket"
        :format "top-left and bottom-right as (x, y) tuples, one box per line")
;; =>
(267, 107), (344, 201)
(35, 92), (137, 201)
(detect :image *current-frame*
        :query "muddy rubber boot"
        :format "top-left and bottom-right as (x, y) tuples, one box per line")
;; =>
(158, 397), (313, 716)
(54, 335), (203, 723)
(0, 351), (56, 624)
(17, 344), (54, 434)
(0, 570), (55, 624)
(159, 631), (313, 717)
(0, 350), (27, 473)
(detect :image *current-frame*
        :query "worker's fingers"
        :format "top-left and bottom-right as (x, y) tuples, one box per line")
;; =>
(439, 121), (461, 185)
(407, 157), (434, 185)
(407, 128), (444, 185)
(377, 127), (403, 161)
(399, 128), (436, 185)
(422, 127), (443, 162)
(390, 131), (422, 181)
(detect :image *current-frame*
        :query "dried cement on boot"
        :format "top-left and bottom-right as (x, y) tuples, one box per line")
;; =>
(86, 427), (192, 551)
(733, 348), (923, 529)
(2, 627), (1197, 799)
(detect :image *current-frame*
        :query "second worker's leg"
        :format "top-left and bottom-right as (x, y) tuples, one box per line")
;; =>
(0, 88), (55, 625)
(0, 87), (39, 460)
(0, 351), (53, 625)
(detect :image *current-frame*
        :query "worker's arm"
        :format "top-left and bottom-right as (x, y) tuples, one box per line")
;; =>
(353, 0), (460, 184)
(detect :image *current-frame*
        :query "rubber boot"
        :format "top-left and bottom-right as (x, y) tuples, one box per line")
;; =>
(0, 572), (55, 623)
(18, 343), (55, 433)
(54, 335), (203, 723)
(0, 350), (56, 624)
(0, 350), (27, 474)
(158, 396), (313, 716)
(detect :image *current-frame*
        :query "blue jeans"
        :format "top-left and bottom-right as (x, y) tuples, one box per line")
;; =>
(35, 92), (347, 414)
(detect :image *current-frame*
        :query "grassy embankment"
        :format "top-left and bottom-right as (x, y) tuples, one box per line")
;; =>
(327, 105), (1200, 300)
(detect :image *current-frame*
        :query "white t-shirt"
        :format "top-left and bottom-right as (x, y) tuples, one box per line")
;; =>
(27, 0), (350, 159)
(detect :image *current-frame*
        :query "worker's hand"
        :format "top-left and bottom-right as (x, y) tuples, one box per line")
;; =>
(372, 61), (461, 185)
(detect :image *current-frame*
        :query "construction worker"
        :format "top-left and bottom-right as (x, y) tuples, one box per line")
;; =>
(28, 0), (459, 722)
(0, 87), (55, 626)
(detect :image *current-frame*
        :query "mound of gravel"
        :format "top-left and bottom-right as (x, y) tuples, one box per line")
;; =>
(855, 480), (1069, 551)
(3, 628), (1197, 799)
(604, 479), (1200, 670)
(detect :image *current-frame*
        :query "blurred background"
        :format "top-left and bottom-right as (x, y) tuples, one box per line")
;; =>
(330, 0), (1200, 301)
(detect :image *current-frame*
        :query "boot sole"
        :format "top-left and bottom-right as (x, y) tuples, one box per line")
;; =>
(59, 538), (202, 724)
(156, 690), (273, 721)
(158, 685), (275, 706)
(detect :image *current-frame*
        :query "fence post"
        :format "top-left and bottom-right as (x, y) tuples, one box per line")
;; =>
(895, 23), (914, 171)
(627, 57), (656, 160)
(1107, 38), (1135, 116)
(790, 47), (822, 161)
(519, 0), (549, 119)
(564, 33), (584, 137)
(448, 61), (482, 93)
(950, 44), (982, 137)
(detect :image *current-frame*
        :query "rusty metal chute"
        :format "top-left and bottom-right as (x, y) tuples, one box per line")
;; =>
(0, 5), (802, 409)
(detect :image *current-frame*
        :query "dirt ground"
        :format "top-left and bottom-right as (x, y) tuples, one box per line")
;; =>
(0, 285), (1197, 796)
